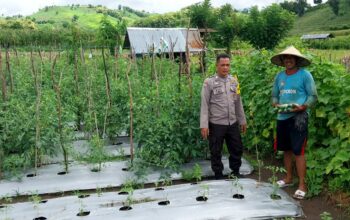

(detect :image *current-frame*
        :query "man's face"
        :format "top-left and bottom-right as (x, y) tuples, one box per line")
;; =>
(282, 55), (297, 70)
(216, 58), (230, 77)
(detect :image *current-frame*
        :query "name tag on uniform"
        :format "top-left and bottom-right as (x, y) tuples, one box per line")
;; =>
(213, 87), (224, 95)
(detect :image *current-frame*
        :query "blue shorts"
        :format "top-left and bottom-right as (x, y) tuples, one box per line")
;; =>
(274, 112), (308, 156)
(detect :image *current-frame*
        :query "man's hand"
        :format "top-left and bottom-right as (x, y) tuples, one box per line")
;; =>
(240, 124), (247, 134)
(201, 128), (209, 140)
(292, 104), (307, 112)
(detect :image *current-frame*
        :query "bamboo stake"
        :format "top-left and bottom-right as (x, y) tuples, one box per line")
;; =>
(74, 51), (82, 131)
(185, 27), (193, 105)
(51, 55), (69, 172)
(30, 50), (41, 175)
(0, 47), (6, 102)
(101, 48), (112, 138)
(178, 53), (182, 94)
(114, 46), (118, 80)
(91, 56), (99, 135)
(13, 48), (19, 66)
(151, 47), (160, 116)
(101, 48), (112, 108)
(5, 49), (13, 94)
(125, 60), (134, 163)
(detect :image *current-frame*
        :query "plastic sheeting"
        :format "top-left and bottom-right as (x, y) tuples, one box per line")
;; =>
(0, 158), (253, 197)
(0, 179), (303, 220)
(41, 137), (133, 164)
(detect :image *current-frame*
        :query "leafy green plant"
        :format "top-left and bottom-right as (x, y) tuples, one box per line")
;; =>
(29, 191), (42, 217)
(229, 174), (243, 196)
(198, 183), (209, 199)
(120, 180), (135, 207)
(320, 211), (333, 220)
(181, 163), (202, 183)
(96, 186), (103, 197)
(266, 165), (286, 199)
(84, 134), (107, 172)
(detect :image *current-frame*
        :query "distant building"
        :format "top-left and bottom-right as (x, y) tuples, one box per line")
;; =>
(123, 27), (204, 56)
(300, 33), (335, 40)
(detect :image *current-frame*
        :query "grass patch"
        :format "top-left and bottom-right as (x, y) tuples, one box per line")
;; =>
(290, 2), (350, 36)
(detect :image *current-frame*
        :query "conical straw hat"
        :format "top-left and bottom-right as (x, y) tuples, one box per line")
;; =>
(271, 46), (311, 67)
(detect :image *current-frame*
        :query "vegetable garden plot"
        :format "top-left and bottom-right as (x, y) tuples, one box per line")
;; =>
(0, 158), (253, 197)
(0, 179), (303, 220)
(41, 138), (133, 164)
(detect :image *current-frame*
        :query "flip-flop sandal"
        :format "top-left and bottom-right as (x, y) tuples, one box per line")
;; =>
(293, 189), (306, 200)
(276, 180), (293, 188)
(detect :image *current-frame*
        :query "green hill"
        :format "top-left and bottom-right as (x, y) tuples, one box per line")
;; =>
(30, 5), (147, 30)
(290, 2), (350, 36)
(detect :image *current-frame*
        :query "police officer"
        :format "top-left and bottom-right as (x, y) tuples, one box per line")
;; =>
(200, 53), (247, 180)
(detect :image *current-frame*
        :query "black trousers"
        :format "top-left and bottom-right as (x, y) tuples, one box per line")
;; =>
(209, 122), (243, 174)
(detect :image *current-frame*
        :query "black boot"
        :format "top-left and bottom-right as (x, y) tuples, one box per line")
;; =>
(215, 172), (224, 180)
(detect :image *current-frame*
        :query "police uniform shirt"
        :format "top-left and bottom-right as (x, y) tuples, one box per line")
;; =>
(200, 74), (246, 128)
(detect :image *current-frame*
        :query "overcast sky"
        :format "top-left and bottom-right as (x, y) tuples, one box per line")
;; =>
(0, 0), (316, 16)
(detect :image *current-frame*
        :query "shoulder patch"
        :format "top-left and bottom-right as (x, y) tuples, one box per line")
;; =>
(233, 74), (241, 95)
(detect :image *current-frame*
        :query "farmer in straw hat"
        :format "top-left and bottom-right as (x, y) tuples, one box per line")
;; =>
(271, 46), (318, 200)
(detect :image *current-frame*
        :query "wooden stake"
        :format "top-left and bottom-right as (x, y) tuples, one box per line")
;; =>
(0, 47), (6, 102)
(125, 60), (134, 163)
(51, 55), (69, 172)
(5, 49), (13, 94)
(101, 48), (112, 108)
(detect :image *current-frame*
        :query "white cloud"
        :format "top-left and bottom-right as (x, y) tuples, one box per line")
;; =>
(0, 0), (315, 16)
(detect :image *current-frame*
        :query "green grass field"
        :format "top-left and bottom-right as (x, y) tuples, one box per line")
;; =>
(290, 2), (350, 36)
(31, 5), (140, 29)
(310, 49), (350, 63)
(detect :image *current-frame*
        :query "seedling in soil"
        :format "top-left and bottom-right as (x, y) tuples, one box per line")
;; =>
(86, 134), (107, 172)
(76, 193), (90, 216)
(96, 186), (103, 197)
(119, 180), (135, 211)
(229, 174), (244, 199)
(156, 180), (170, 206)
(181, 163), (202, 184)
(154, 181), (164, 191)
(192, 163), (202, 183)
(196, 183), (209, 202)
(29, 192), (42, 214)
(266, 165), (286, 200)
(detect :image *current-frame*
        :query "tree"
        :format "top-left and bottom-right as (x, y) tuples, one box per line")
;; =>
(187, 0), (216, 29)
(215, 4), (243, 54)
(328, 0), (340, 15)
(279, 0), (309, 17)
(242, 4), (295, 49)
(314, 0), (322, 4)
(187, 0), (216, 72)
(98, 15), (124, 54)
